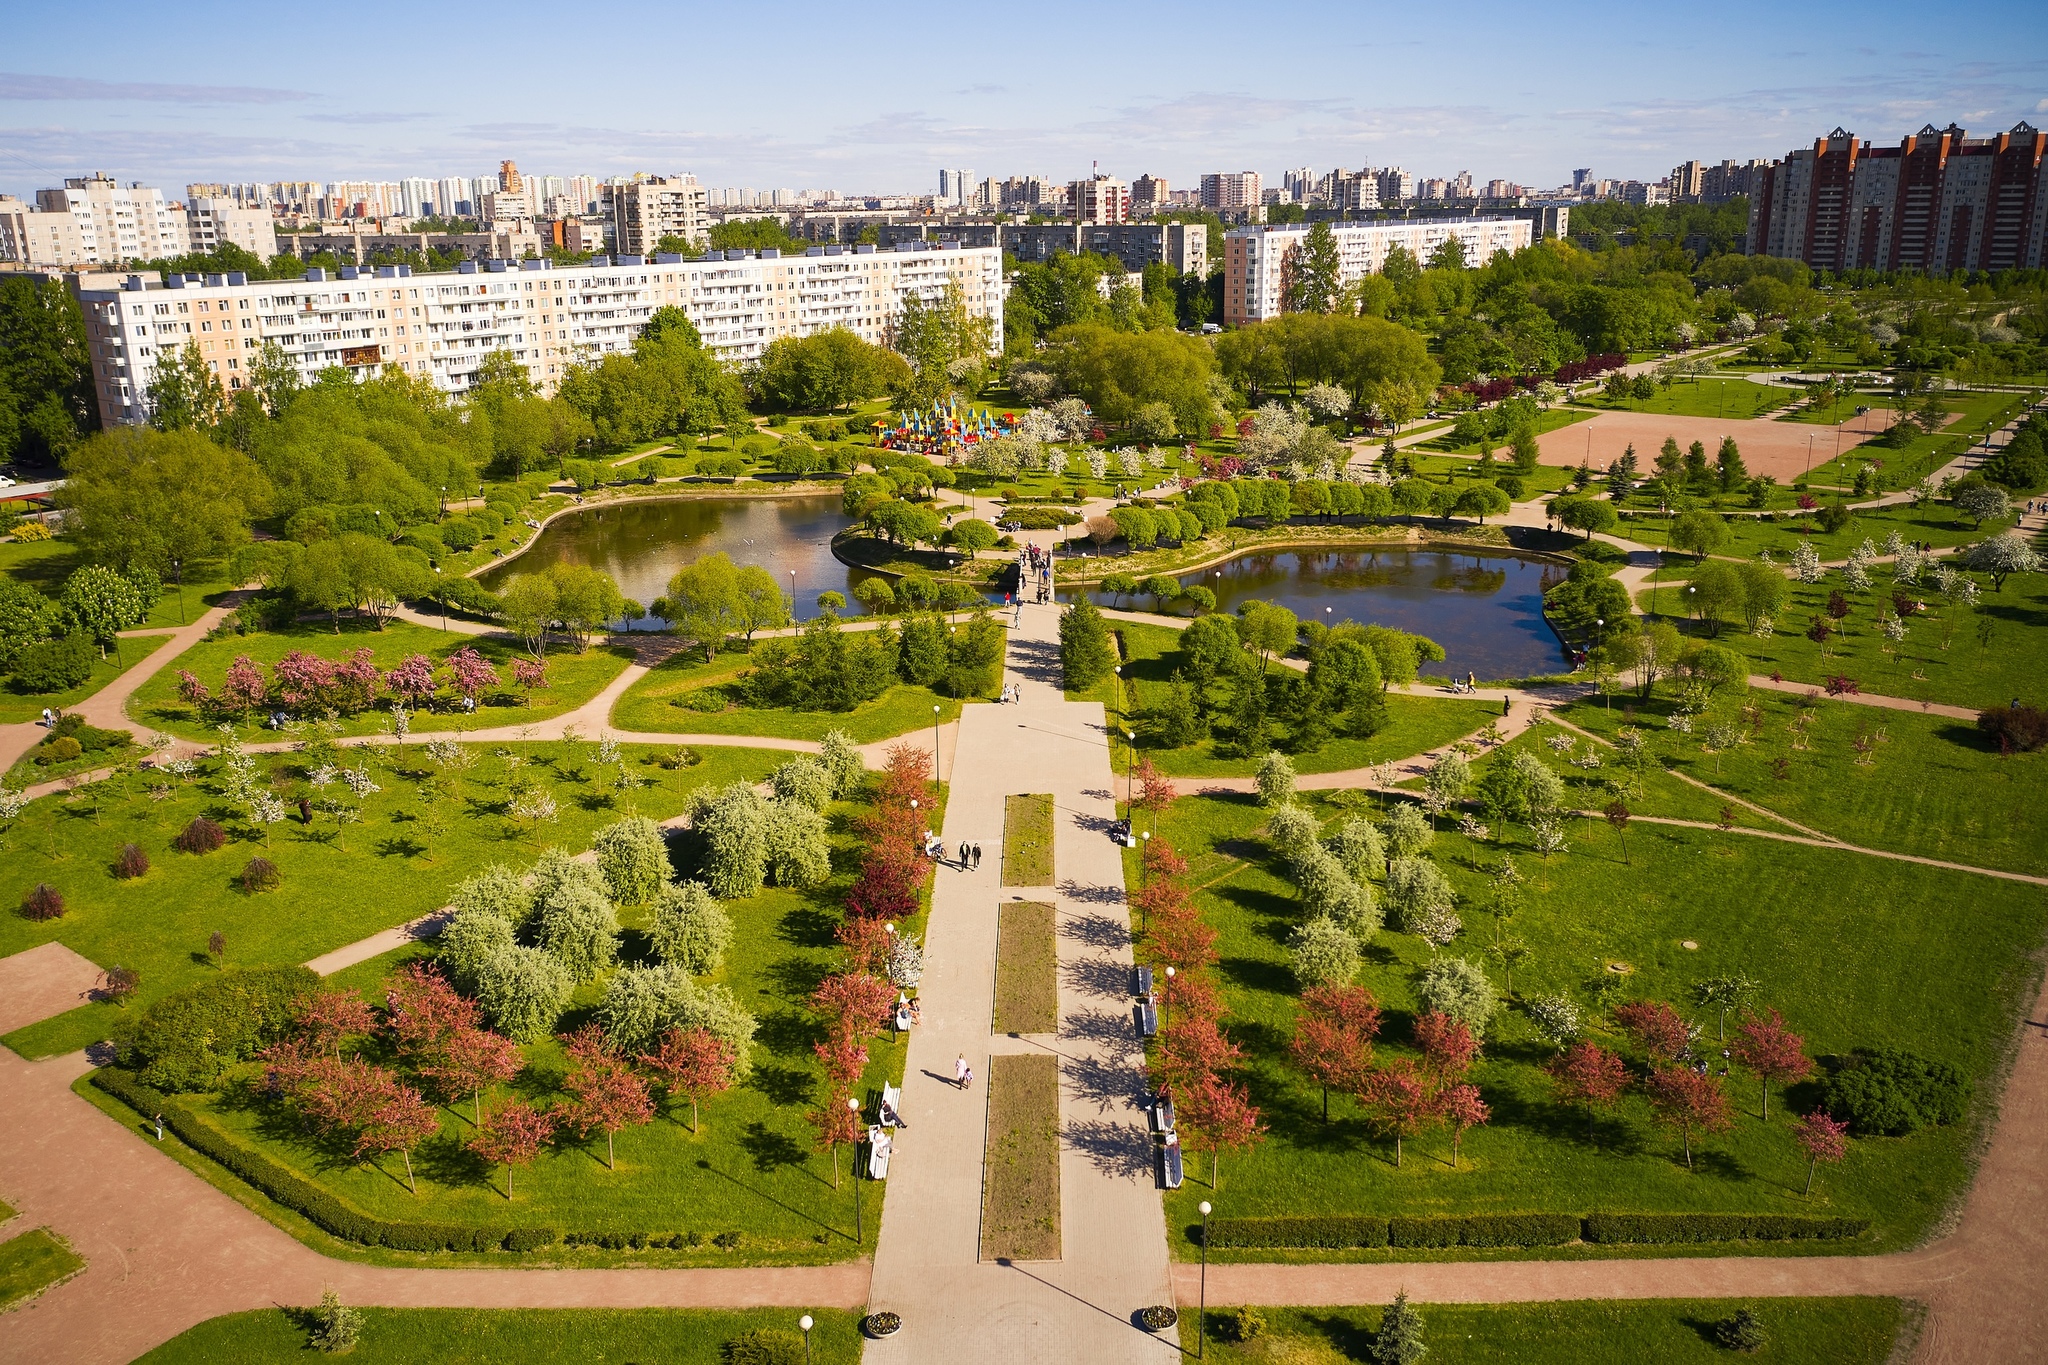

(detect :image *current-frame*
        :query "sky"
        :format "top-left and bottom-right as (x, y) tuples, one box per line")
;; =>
(3, 0), (2046, 200)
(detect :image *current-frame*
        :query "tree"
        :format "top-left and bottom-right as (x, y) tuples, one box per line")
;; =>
(1255, 752), (1297, 807)
(356, 1083), (439, 1193)
(1361, 1059), (1435, 1167)
(1953, 483), (2010, 529)
(647, 879), (733, 974)
(1438, 1082), (1488, 1169)
(308, 1288), (364, 1355)
(1453, 483), (1510, 525)
(1290, 983), (1380, 1122)
(1414, 1011), (1481, 1083)
(385, 961), (478, 1064)
(1289, 916), (1361, 988)
(0, 275), (95, 468)
(1550, 493), (1618, 541)
(295, 988), (377, 1060)
(1603, 798), (1632, 863)
(1729, 1008), (1812, 1119)
(474, 944), (574, 1042)
(1547, 1040), (1630, 1139)
(1178, 1073), (1265, 1189)
(810, 971), (897, 1046)
(591, 815), (670, 906)
(1372, 1291), (1426, 1365)
(468, 1097), (555, 1198)
(57, 428), (270, 576)
(639, 1025), (740, 1132)
(1646, 1065), (1734, 1169)
(420, 1025), (523, 1127)
(146, 341), (227, 432)
(559, 1025), (654, 1169)
(1793, 1110), (1850, 1196)
(1058, 598), (1114, 689)
(1715, 436), (1749, 491)
(1614, 999), (1689, 1061)
(1668, 509), (1730, 563)
(61, 564), (145, 657)
(1962, 530), (2041, 592)
(1693, 973), (1759, 1041)
(1285, 221), (1343, 314)
(810, 1087), (863, 1187)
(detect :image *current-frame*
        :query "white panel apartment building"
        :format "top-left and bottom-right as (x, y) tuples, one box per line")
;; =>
(0, 175), (190, 266)
(1221, 217), (1532, 324)
(75, 241), (1003, 427)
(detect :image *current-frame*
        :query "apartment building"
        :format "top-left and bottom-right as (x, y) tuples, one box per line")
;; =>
(1130, 175), (1169, 213)
(1221, 217), (1532, 325)
(279, 225), (543, 264)
(1002, 222), (1206, 276)
(1070, 175), (1130, 225)
(1199, 172), (1262, 211)
(186, 198), (278, 259)
(73, 241), (1003, 426)
(1749, 122), (2048, 272)
(1, 175), (190, 266)
(606, 176), (709, 256)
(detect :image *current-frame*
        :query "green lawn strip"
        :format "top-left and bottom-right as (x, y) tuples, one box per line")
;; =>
(125, 621), (633, 743)
(1490, 718), (1746, 829)
(75, 770), (923, 1265)
(1146, 786), (2046, 1259)
(0, 742), (789, 1060)
(611, 646), (968, 743)
(1553, 692), (2048, 878)
(1412, 406), (1595, 455)
(1696, 571), (2047, 714)
(135, 1308), (866, 1364)
(0, 632), (178, 728)
(1400, 454), (1582, 498)
(1003, 795), (1055, 886)
(993, 901), (1058, 1034)
(0, 535), (238, 631)
(1582, 377), (1793, 421)
(1179, 1298), (1903, 1365)
(1618, 503), (2015, 564)
(979, 1053), (1061, 1261)
(1089, 620), (1500, 777)
(0, 1226), (85, 1310)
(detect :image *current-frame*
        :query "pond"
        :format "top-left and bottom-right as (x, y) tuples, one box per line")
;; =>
(1066, 548), (1568, 682)
(478, 493), (871, 629)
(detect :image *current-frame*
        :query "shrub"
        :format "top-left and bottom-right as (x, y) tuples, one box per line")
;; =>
(726, 1328), (806, 1365)
(1822, 1047), (1971, 1136)
(1231, 1307), (1268, 1343)
(591, 815), (671, 905)
(1388, 1214), (1578, 1248)
(174, 816), (228, 854)
(309, 1288), (363, 1354)
(1716, 1308), (1768, 1353)
(1978, 705), (2048, 754)
(440, 906), (517, 992)
(20, 883), (64, 921)
(1580, 1213), (1866, 1244)
(114, 844), (150, 879)
(116, 964), (316, 1091)
(240, 857), (281, 893)
(503, 1226), (561, 1251)
(44, 735), (82, 762)
(437, 518), (483, 550)
(711, 1230), (744, 1249)
(10, 633), (94, 693)
(1205, 1215), (1390, 1249)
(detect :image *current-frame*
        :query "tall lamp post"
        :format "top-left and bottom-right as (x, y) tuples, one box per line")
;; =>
(798, 1315), (813, 1365)
(848, 1096), (863, 1246)
(1162, 965), (1175, 1028)
(1124, 730), (1136, 824)
(789, 569), (797, 615)
(1197, 1200), (1213, 1359)
(1140, 829), (1151, 883)
(932, 704), (942, 784)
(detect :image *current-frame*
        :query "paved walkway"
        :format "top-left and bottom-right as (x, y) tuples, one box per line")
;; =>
(865, 569), (1176, 1363)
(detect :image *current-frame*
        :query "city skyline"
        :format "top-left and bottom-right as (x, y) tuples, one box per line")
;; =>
(3, 0), (2044, 199)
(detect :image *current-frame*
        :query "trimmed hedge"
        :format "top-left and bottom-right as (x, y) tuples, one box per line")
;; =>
(1206, 1215), (1389, 1249)
(1582, 1213), (1868, 1245)
(1205, 1210), (1869, 1250)
(1388, 1213), (1579, 1248)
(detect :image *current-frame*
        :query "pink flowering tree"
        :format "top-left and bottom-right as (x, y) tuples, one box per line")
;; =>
(332, 648), (381, 714)
(1793, 1110), (1850, 1197)
(445, 647), (498, 707)
(1438, 1081), (1489, 1169)
(272, 649), (338, 710)
(219, 655), (268, 714)
(176, 670), (212, 709)
(384, 653), (440, 708)
(513, 656), (548, 703)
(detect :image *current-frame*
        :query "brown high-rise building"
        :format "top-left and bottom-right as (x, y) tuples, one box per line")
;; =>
(1749, 122), (2048, 271)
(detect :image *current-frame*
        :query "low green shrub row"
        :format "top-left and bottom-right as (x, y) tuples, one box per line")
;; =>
(1203, 1210), (1868, 1249)
(1580, 1213), (1870, 1244)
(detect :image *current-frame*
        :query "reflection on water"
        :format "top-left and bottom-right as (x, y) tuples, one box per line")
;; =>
(479, 494), (868, 629)
(1067, 548), (1567, 682)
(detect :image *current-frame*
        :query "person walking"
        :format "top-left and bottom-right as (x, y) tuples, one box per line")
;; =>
(955, 1055), (972, 1089)
(972, 842), (983, 869)
(958, 840), (970, 868)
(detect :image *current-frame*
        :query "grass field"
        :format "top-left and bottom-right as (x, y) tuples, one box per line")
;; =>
(1584, 377), (1795, 421)
(0, 632), (176, 730)
(1081, 620), (1500, 776)
(0, 536), (237, 632)
(135, 1308), (865, 1364)
(994, 900), (1058, 1034)
(1180, 1297), (1904, 1364)
(1139, 774), (2047, 1258)
(0, 1226), (84, 1311)
(0, 741), (789, 1060)
(1615, 501), (2015, 564)
(980, 1053), (1061, 1261)
(1413, 407), (1596, 457)
(1003, 794), (1055, 886)
(1552, 690), (2048, 877)
(125, 620), (632, 742)
(610, 643), (968, 743)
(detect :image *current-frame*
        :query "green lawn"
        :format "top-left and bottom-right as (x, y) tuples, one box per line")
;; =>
(1662, 568), (2048, 714)
(1553, 690), (2048, 877)
(1181, 1298), (1903, 1364)
(0, 1226), (84, 1310)
(1413, 407), (1595, 457)
(1584, 378), (1793, 421)
(136, 1308), (866, 1364)
(0, 741), (789, 1059)
(1079, 620), (1500, 776)
(610, 644), (968, 742)
(1002, 794), (1055, 887)
(1794, 390), (2039, 491)
(0, 535), (238, 631)
(125, 621), (632, 742)
(1616, 502), (2014, 563)
(0, 631), (177, 728)
(1140, 778), (2047, 1258)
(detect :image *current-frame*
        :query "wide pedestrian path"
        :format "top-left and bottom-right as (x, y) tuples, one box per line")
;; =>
(864, 568), (1177, 1363)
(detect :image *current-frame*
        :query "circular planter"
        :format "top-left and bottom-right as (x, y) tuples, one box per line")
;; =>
(864, 1312), (902, 1339)
(1139, 1305), (1179, 1332)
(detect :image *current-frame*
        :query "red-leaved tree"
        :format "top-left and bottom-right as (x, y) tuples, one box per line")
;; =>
(639, 1026), (740, 1133)
(468, 1097), (555, 1198)
(296, 988), (378, 1060)
(1156, 1013), (1242, 1096)
(834, 915), (894, 975)
(1546, 1041), (1630, 1140)
(445, 647), (498, 706)
(1143, 836), (1190, 883)
(357, 1083), (439, 1193)
(1438, 1082), (1489, 1169)
(1729, 1008), (1812, 1120)
(1360, 1059), (1436, 1168)
(1133, 757), (1176, 830)
(420, 1025), (523, 1126)
(1290, 984), (1381, 1121)
(810, 1087), (863, 1188)
(1414, 1011), (1481, 1084)
(1614, 999), (1691, 1062)
(1148, 907), (1219, 976)
(560, 1025), (654, 1170)
(1646, 1066), (1734, 1170)
(1178, 1074), (1265, 1190)
(814, 1032), (870, 1090)
(386, 961), (478, 1066)
(1793, 1110), (1850, 1197)
(811, 972), (896, 1046)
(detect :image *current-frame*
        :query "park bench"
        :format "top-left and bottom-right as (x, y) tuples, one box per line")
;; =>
(1132, 965), (1153, 998)
(1134, 997), (1158, 1038)
(1149, 1092), (1175, 1134)
(867, 1125), (892, 1180)
(879, 1082), (903, 1129)
(1158, 1136), (1183, 1189)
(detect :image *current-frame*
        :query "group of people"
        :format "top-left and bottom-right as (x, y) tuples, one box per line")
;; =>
(998, 682), (1021, 704)
(920, 831), (985, 870)
(1021, 543), (1052, 604)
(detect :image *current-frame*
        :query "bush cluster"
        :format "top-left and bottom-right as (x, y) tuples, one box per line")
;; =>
(1204, 1211), (1867, 1249)
(1822, 1047), (1972, 1136)
(173, 816), (228, 853)
(114, 844), (150, 879)
(1978, 704), (2048, 754)
(1388, 1213), (1580, 1248)
(115, 965), (315, 1091)
(19, 883), (65, 921)
(1580, 1213), (1868, 1244)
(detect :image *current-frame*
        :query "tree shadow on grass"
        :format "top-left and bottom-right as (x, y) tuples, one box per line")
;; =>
(748, 1063), (818, 1107)
(735, 1123), (814, 1178)
(753, 1005), (822, 1061)
(695, 1156), (848, 1240)
(776, 903), (841, 951)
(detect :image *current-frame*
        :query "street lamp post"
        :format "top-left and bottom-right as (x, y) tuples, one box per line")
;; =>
(1141, 829), (1151, 883)
(798, 1315), (814, 1365)
(1163, 965), (1175, 1028)
(848, 1096), (863, 1246)
(1197, 1200), (1213, 1359)
(789, 569), (797, 614)
(1111, 665), (1122, 722)
(932, 704), (942, 783)
(170, 556), (185, 625)
(1124, 731), (1136, 822)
